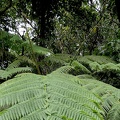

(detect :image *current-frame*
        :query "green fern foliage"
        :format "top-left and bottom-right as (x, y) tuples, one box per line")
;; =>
(32, 44), (53, 56)
(51, 66), (74, 74)
(101, 63), (120, 72)
(75, 76), (120, 119)
(0, 66), (120, 119)
(71, 60), (91, 74)
(39, 54), (74, 74)
(77, 55), (115, 65)
(6, 56), (36, 71)
(107, 103), (120, 120)
(45, 54), (73, 65)
(0, 67), (32, 80)
(89, 62), (101, 71)
(89, 62), (120, 73)
(0, 72), (105, 120)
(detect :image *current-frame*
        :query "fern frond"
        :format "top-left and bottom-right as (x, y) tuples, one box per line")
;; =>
(89, 62), (101, 71)
(101, 63), (120, 72)
(32, 44), (53, 56)
(0, 71), (104, 120)
(107, 103), (120, 120)
(6, 60), (21, 71)
(6, 56), (36, 71)
(45, 53), (73, 65)
(8, 49), (19, 58)
(77, 74), (95, 79)
(51, 66), (74, 74)
(8, 67), (32, 75)
(77, 55), (115, 65)
(75, 76), (120, 116)
(0, 70), (10, 80)
(18, 56), (36, 66)
(0, 67), (32, 80)
(71, 60), (91, 74)
(117, 63), (120, 68)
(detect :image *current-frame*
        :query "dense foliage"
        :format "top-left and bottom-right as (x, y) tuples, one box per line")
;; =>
(0, 64), (120, 120)
(0, 0), (120, 119)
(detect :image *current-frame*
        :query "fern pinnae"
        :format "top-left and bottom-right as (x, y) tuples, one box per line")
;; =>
(47, 115), (63, 120)
(71, 60), (91, 74)
(51, 66), (74, 74)
(107, 103), (120, 120)
(0, 80), (43, 95)
(0, 70), (10, 80)
(50, 92), (103, 115)
(0, 73), (41, 91)
(20, 109), (47, 120)
(6, 60), (21, 71)
(77, 74), (95, 79)
(48, 73), (101, 104)
(0, 67), (32, 80)
(0, 97), (46, 120)
(48, 102), (103, 120)
(0, 86), (46, 108)
(49, 85), (102, 113)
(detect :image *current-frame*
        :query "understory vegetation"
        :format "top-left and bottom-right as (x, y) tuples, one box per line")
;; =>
(0, 0), (120, 120)
(0, 62), (120, 120)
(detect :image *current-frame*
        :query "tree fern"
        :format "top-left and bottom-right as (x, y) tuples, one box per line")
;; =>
(0, 67), (32, 80)
(89, 62), (101, 72)
(40, 54), (72, 74)
(32, 44), (53, 56)
(107, 103), (120, 120)
(6, 56), (36, 71)
(71, 60), (91, 74)
(77, 55), (115, 65)
(0, 71), (104, 120)
(45, 53), (73, 65)
(101, 63), (120, 72)
(0, 50), (120, 119)
(75, 75), (120, 119)
(0, 66), (120, 119)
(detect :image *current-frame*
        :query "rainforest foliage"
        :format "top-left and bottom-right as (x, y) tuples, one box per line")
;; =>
(0, 0), (120, 120)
